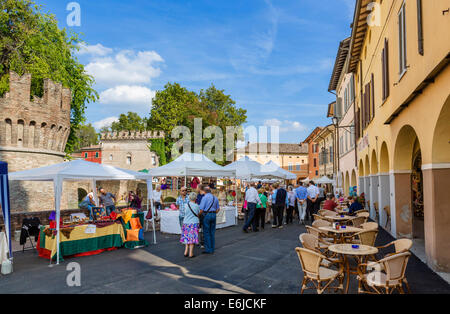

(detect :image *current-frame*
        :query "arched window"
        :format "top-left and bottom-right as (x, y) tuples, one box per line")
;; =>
(126, 153), (132, 165)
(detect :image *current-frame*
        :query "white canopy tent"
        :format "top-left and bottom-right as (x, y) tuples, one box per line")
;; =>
(315, 175), (335, 184)
(261, 161), (297, 180)
(301, 177), (311, 183)
(8, 160), (155, 265)
(148, 153), (236, 178)
(223, 156), (272, 180)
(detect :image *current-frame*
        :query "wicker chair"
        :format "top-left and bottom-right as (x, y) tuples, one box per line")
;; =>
(356, 212), (370, 218)
(312, 219), (331, 228)
(357, 252), (411, 294)
(312, 214), (323, 221)
(355, 209), (369, 215)
(295, 247), (345, 294)
(318, 209), (331, 216)
(352, 229), (378, 246)
(361, 222), (379, 230)
(384, 205), (391, 230)
(377, 239), (413, 258)
(299, 233), (332, 254)
(373, 202), (380, 222)
(306, 226), (335, 243)
(349, 216), (367, 228)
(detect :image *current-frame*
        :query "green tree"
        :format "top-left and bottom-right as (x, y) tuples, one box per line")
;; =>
(0, 0), (98, 154)
(148, 83), (247, 163)
(73, 123), (99, 152)
(111, 112), (148, 132)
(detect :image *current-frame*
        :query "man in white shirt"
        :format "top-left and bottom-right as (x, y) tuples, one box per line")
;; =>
(152, 185), (162, 211)
(306, 181), (319, 223)
(243, 182), (262, 233)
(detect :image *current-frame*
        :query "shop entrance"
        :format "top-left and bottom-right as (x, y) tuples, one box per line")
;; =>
(411, 149), (424, 240)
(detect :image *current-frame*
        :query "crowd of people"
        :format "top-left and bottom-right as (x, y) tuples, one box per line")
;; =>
(79, 177), (364, 259)
(240, 180), (363, 232)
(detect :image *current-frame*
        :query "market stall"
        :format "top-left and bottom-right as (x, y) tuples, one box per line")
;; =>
(37, 220), (125, 261)
(8, 160), (153, 265)
(148, 153), (237, 232)
(158, 205), (237, 234)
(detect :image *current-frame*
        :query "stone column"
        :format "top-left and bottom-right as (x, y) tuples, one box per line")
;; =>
(392, 170), (413, 239)
(378, 173), (390, 229)
(422, 164), (450, 272)
(358, 176), (365, 196)
(389, 171), (397, 237)
(370, 175), (379, 222)
(364, 176), (370, 210)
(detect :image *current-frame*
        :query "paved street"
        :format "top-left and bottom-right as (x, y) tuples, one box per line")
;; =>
(1, 221), (449, 294)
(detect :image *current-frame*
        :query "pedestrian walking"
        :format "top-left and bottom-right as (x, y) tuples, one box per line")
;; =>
(272, 183), (288, 229)
(176, 187), (189, 229)
(295, 182), (308, 225)
(306, 181), (319, 223)
(256, 188), (267, 230)
(243, 182), (261, 233)
(199, 186), (220, 254)
(180, 192), (200, 258)
(286, 186), (296, 224)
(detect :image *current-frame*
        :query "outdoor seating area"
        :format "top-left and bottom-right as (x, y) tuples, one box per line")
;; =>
(297, 208), (415, 294)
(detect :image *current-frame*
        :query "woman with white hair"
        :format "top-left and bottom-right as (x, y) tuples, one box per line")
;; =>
(180, 192), (200, 258)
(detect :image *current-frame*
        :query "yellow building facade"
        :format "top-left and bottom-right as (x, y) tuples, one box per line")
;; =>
(348, 0), (450, 272)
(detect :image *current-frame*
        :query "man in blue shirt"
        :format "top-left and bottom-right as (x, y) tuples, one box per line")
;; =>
(295, 182), (308, 225)
(199, 187), (220, 254)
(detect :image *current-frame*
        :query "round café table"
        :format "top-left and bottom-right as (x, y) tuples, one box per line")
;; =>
(318, 226), (363, 243)
(322, 214), (353, 223)
(328, 244), (378, 294)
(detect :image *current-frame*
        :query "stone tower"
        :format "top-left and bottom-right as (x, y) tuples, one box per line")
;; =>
(0, 71), (77, 212)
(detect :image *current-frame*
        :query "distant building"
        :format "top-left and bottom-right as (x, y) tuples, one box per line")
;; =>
(235, 143), (309, 182)
(80, 145), (102, 164)
(100, 130), (164, 171)
(301, 127), (322, 179)
(311, 123), (336, 180)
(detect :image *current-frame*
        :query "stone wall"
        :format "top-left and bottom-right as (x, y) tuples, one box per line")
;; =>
(0, 71), (74, 213)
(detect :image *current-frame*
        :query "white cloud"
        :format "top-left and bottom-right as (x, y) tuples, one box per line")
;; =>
(93, 116), (119, 129)
(264, 118), (308, 133)
(86, 50), (164, 86)
(78, 43), (113, 56)
(99, 85), (156, 106)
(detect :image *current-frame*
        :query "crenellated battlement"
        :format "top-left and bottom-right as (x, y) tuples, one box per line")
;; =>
(100, 130), (165, 141)
(0, 71), (71, 153)
(0, 72), (71, 112)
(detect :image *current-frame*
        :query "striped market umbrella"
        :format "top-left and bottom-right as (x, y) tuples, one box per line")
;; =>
(0, 161), (12, 259)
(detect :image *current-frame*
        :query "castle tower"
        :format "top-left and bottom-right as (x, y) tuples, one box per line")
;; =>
(0, 72), (77, 212)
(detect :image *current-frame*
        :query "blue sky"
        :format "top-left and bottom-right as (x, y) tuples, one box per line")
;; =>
(38, 0), (355, 143)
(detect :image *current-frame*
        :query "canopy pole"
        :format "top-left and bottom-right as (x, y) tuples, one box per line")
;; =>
(147, 178), (156, 244)
(91, 179), (98, 206)
(54, 176), (62, 266)
(234, 178), (238, 226)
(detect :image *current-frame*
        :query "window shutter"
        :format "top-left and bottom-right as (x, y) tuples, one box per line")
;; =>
(382, 46), (386, 100)
(417, 0), (424, 55)
(371, 74), (375, 121)
(385, 39), (390, 98)
(336, 97), (343, 118)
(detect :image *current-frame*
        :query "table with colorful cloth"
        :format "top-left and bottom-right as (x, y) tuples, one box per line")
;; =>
(119, 209), (149, 249)
(37, 209), (148, 261)
(37, 221), (125, 261)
